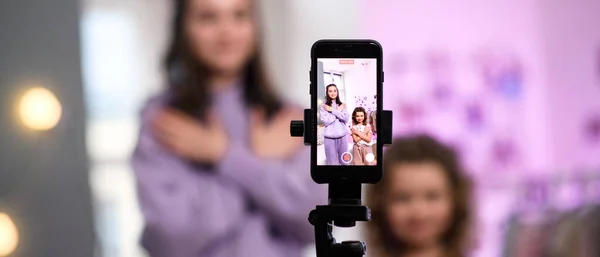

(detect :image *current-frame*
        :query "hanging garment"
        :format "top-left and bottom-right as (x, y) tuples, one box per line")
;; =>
(502, 214), (521, 257)
(545, 210), (584, 257)
(580, 205), (600, 257)
(503, 213), (550, 257)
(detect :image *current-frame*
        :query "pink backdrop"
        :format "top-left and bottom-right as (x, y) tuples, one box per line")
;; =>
(360, 1), (600, 256)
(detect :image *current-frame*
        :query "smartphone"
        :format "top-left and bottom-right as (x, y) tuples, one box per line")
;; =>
(310, 39), (384, 184)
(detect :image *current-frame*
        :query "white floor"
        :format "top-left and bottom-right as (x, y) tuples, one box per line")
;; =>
(317, 143), (356, 165)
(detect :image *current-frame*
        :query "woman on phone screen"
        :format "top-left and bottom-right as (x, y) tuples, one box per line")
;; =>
(130, 0), (325, 256)
(320, 84), (349, 165)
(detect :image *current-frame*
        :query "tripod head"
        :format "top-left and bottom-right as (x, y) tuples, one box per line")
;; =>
(290, 109), (393, 257)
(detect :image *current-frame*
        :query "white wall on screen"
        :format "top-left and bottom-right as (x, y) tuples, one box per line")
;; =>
(342, 61), (377, 124)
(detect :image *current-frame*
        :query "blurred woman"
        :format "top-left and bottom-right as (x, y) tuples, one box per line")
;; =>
(366, 135), (474, 257)
(131, 0), (325, 256)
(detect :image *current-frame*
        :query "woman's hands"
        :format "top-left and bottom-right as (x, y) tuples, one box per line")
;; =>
(152, 106), (305, 163)
(151, 108), (228, 164)
(250, 107), (304, 160)
(322, 103), (345, 112)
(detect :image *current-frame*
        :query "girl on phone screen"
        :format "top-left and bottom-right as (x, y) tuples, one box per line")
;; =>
(366, 135), (474, 257)
(320, 84), (349, 165)
(131, 0), (326, 256)
(350, 107), (373, 165)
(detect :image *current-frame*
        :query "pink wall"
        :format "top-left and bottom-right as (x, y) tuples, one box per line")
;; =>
(360, 1), (600, 256)
(540, 1), (600, 170)
(360, 0), (549, 176)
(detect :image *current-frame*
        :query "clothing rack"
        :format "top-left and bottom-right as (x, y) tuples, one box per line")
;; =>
(497, 168), (600, 257)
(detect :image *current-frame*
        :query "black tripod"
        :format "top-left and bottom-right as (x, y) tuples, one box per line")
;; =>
(291, 109), (392, 257)
(309, 182), (370, 257)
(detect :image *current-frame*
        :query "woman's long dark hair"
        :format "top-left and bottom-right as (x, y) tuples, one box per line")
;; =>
(324, 84), (342, 106)
(165, 0), (282, 120)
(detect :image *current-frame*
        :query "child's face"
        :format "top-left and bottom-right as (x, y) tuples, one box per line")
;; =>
(327, 86), (338, 100)
(384, 162), (453, 248)
(356, 112), (365, 123)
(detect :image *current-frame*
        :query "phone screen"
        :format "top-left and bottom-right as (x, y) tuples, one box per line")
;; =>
(316, 58), (378, 166)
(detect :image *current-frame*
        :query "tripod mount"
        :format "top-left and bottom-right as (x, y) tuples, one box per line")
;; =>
(309, 182), (369, 257)
(291, 109), (393, 257)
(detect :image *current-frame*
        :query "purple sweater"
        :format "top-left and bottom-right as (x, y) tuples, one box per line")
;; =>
(320, 102), (349, 139)
(131, 85), (326, 257)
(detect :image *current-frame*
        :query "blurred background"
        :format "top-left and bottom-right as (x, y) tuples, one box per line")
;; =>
(1, 0), (600, 257)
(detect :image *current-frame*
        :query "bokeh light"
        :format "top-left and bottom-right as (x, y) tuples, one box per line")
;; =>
(18, 87), (62, 131)
(0, 213), (19, 256)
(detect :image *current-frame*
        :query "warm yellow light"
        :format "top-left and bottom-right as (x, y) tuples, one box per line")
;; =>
(18, 87), (62, 130)
(0, 213), (19, 256)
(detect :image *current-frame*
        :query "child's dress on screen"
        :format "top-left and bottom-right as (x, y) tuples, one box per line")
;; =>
(352, 124), (374, 165)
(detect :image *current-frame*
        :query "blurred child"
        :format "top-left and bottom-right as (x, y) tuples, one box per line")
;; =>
(366, 135), (474, 257)
(350, 107), (373, 165)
